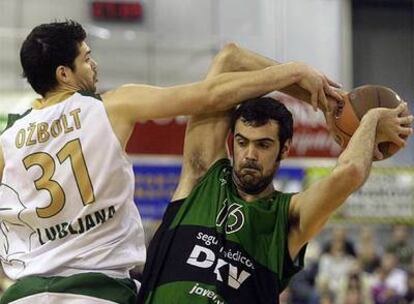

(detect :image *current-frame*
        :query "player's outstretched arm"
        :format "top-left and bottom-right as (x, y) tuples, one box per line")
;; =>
(102, 61), (324, 121)
(287, 102), (413, 260)
(212, 43), (343, 112)
(102, 56), (335, 148)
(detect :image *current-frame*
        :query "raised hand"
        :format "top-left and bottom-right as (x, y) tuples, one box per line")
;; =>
(371, 102), (413, 159)
(375, 102), (413, 145)
(294, 62), (343, 112)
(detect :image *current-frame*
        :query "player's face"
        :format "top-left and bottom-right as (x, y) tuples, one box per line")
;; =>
(232, 119), (281, 195)
(71, 41), (98, 92)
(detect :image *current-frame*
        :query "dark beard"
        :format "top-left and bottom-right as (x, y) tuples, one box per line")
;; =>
(232, 168), (274, 195)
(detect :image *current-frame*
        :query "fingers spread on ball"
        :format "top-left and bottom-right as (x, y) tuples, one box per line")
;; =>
(325, 76), (342, 89)
(399, 126), (413, 137)
(319, 88), (328, 112)
(399, 115), (414, 126)
(328, 88), (344, 103)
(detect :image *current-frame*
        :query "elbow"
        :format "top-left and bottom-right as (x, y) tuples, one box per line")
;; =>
(201, 77), (233, 112)
(338, 161), (368, 192)
(222, 42), (239, 52)
(212, 43), (241, 72)
(217, 43), (239, 61)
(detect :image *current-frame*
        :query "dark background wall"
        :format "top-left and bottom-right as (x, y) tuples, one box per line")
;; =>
(352, 0), (413, 102)
(352, 0), (414, 163)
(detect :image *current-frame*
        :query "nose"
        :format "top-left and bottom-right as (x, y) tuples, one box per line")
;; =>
(244, 144), (257, 161)
(91, 58), (98, 70)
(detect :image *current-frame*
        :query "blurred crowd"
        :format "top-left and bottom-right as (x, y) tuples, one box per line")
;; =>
(281, 225), (414, 304)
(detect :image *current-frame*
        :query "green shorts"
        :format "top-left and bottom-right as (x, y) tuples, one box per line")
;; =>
(0, 272), (138, 304)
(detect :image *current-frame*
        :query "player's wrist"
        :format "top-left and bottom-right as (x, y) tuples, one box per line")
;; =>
(361, 108), (381, 124)
(286, 62), (305, 83)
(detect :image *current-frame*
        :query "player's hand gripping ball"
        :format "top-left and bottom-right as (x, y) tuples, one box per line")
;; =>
(328, 85), (408, 160)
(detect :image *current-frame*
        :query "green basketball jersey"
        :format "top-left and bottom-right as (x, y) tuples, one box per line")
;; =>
(139, 159), (306, 304)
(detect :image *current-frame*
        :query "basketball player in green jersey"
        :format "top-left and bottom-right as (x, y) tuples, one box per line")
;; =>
(0, 21), (343, 304)
(138, 45), (413, 303)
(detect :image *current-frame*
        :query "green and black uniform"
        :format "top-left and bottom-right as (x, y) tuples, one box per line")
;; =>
(138, 159), (306, 304)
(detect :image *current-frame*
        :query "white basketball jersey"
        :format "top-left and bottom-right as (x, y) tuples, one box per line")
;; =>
(0, 92), (145, 280)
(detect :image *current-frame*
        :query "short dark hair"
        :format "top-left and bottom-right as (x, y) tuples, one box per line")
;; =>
(20, 20), (86, 96)
(230, 97), (294, 149)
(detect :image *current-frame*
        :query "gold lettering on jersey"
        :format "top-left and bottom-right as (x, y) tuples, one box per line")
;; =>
(15, 129), (26, 148)
(70, 108), (81, 129)
(61, 114), (74, 134)
(26, 123), (36, 146)
(37, 122), (50, 143)
(36, 205), (116, 245)
(50, 119), (62, 138)
(14, 108), (82, 149)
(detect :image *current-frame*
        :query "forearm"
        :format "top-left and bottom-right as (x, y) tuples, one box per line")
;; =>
(336, 111), (379, 184)
(104, 62), (300, 122)
(289, 116), (379, 252)
(207, 63), (302, 111)
(218, 44), (330, 110)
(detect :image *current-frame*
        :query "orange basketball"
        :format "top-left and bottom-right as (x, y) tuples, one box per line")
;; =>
(330, 85), (404, 160)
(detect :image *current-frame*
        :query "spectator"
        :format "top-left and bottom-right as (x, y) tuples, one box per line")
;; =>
(320, 291), (335, 304)
(323, 226), (356, 257)
(371, 267), (404, 304)
(386, 225), (414, 270)
(317, 237), (356, 295)
(357, 228), (381, 274)
(404, 271), (414, 303)
(371, 252), (407, 303)
(336, 261), (374, 304)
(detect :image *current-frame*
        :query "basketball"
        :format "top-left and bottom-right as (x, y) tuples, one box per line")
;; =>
(330, 85), (404, 160)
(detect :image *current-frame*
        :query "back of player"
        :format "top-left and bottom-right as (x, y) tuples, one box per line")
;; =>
(0, 92), (144, 303)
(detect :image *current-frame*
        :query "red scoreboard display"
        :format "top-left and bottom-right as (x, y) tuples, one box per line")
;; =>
(91, 1), (143, 22)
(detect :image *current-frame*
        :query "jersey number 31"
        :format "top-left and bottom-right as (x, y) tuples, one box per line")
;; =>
(23, 138), (95, 218)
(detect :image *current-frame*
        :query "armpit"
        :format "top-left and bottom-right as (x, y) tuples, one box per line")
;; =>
(188, 149), (209, 180)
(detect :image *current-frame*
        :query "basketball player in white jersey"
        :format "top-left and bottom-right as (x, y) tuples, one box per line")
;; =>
(0, 20), (343, 303)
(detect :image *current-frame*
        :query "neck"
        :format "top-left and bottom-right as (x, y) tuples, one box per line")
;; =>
(34, 87), (76, 110)
(236, 183), (275, 202)
(44, 84), (79, 99)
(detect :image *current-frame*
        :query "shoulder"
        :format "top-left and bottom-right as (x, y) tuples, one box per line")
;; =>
(188, 158), (231, 186)
(2, 109), (33, 135)
(288, 192), (301, 219)
(271, 191), (296, 211)
(173, 158), (230, 201)
(101, 84), (152, 103)
(100, 84), (147, 121)
(201, 158), (231, 182)
(262, 191), (296, 227)
(76, 90), (103, 102)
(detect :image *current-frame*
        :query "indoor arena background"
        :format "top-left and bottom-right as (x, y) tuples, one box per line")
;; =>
(0, 0), (413, 303)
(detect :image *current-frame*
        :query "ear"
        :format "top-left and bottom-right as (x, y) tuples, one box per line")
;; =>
(280, 139), (291, 160)
(227, 133), (234, 157)
(55, 65), (72, 85)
